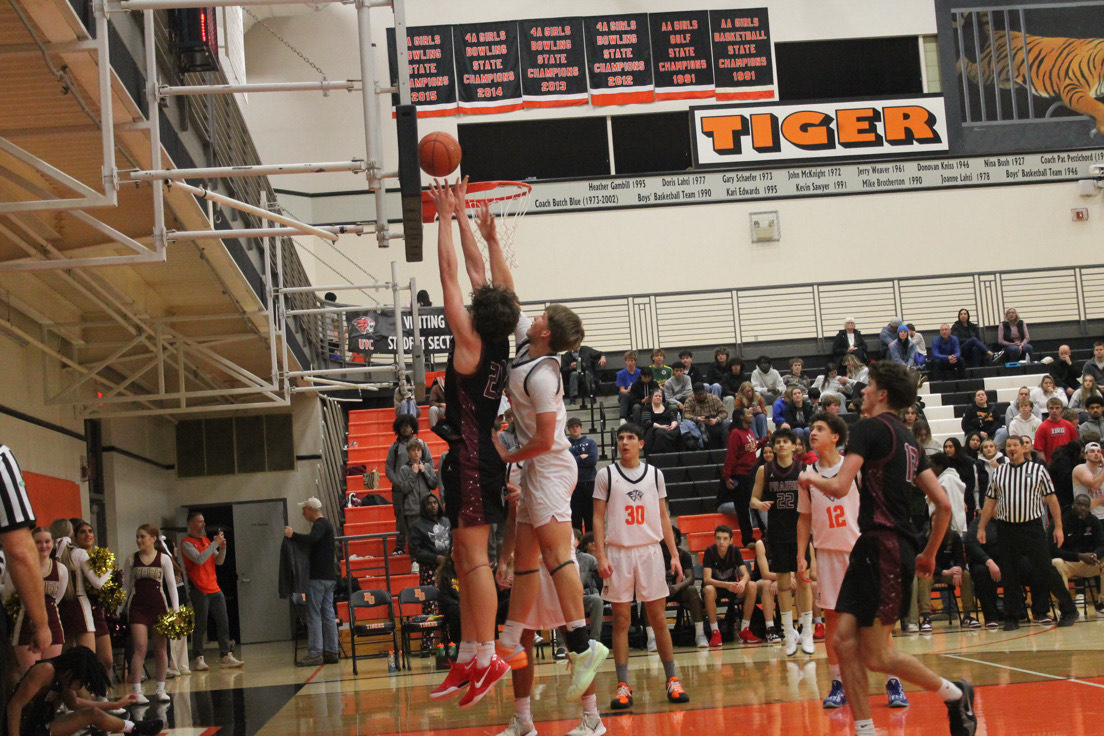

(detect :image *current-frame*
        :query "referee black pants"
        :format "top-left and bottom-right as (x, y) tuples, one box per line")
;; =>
(995, 519), (1075, 621)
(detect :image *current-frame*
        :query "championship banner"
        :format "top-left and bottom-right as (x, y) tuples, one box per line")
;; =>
(692, 96), (949, 166)
(709, 8), (775, 101)
(347, 307), (453, 356)
(386, 25), (459, 117)
(518, 17), (588, 108)
(583, 13), (654, 106)
(649, 11), (714, 101)
(453, 22), (523, 114)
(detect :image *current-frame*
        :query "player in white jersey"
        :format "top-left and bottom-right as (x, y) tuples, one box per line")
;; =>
(797, 412), (909, 710)
(592, 423), (689, 710)
(495, 304), (609, 701)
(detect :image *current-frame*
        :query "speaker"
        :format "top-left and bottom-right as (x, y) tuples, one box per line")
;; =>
(395, 104), (423, 261)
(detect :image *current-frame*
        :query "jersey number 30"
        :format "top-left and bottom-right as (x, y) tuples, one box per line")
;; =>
(825, 505), (847, 529)
(624, 505), (645, 525)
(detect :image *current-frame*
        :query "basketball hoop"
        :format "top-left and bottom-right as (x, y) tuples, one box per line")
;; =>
(422, 180), (532, 269)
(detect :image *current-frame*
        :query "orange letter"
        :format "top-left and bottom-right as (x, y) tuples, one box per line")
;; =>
(883, 105), (941, 145)
(700, 115), (748, 154)
(781, 111), (835, 151)
(749, 113), (781, 153)
(837, 107), (883, 148)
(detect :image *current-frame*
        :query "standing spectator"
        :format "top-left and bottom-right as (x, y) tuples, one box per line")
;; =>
(950, 309), (993, 367)
(396, 441), (439, 555)
(720, 408), (764, 545)
(1080, 396), (1104, 442)
(751, 356), (785, 405)
(616, 351), (641, 421)
(1082, 341), (1104, 385)
(878, 317), (905, 350)
(1034, 398), (1078, 463)
(1050, 345), (1082, 396)
(887, 324), (920, 371)
(567, 417), (599, 531)
(783, 358), (810, 392)
(385, 415), (432, 555)
(1050, 494), (1104, 597)
(1030, 375), (1068, 415)
(831, 317), (868, 364)
(1072, 441), (1104, 520)
(649, 349), (672, 386)
(123, 525), (179, 703)
(703, 347), (731, 398)
(427, 376), (446, 428)
(682, 383), (730, 449)
(961, 389), (1001, 440)
(677, 350), (704, 384)
(928, 324), (964, 380)
(181, 513), (243, 672)
(976, 436), (1078, 629)
(284, 498), (338, 666)
(997, 307), (1033, 362)
(628, 366), (658, 425)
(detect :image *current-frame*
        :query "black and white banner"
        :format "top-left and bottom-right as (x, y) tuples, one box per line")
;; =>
(347, 307), (453, 356)
(453, 22), (523, 114)
(518, 18), (588, 108)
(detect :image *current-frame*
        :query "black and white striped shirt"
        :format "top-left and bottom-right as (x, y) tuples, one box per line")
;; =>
(985, 459), (1054, 523)
(0, 446), (36, 533)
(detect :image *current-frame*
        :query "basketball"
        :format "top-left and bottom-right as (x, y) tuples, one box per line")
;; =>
(419, 132), (462, 177)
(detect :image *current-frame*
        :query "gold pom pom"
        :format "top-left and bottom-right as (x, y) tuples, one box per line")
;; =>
(155, 605), (195, 640)
(3, 593), (21, 621)
(93, 573), (126, 612)
(88, 546), (116, 577)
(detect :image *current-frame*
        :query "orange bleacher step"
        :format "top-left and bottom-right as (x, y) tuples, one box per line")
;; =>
(344, 505), (395, 525)
(343, 555), (411, 576)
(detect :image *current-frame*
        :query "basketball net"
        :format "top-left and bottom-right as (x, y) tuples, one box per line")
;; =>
(422, 181), (532, 270)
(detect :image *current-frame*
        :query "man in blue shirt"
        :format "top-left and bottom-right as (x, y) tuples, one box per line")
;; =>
(616, 351), (641, 421)
(930, 324), (965, 380)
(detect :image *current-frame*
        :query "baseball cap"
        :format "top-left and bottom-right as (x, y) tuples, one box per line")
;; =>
(298, 497), (322, 510)
(1087, 442), (1102, 452)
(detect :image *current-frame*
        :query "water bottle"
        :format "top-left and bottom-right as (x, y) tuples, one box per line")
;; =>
(387, 649), (398, 674)
(410, 559), (419, 574)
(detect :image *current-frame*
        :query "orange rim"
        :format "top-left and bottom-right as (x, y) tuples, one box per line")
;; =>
(421, 181), (532, 223)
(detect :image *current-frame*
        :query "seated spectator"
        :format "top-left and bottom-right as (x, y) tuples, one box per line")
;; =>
(662, 362), (693, 409)
(951, 308), (994, 367)
(657, 528), (709, 649)
(839, 354), (868, 412)
(435, 554), (461, 645)
(751, 356), (785, 404)
(1050, 494), (1104, 609)
(831, 316), (868, 364)
(961, 389), (1001, 440)
(782, 357), (810, 392)
(1007, 397), (1043, 448)
(751, 539), (781, 642)
(702, 525), (760, 646)
(995, 387), (1035, 447)
(1080, 396), (1104, 442)
(974, 439), (1007, 500)
(915, 526), (979, 631)
(1030, 375), (1068, 415)
(574, 530), (604, 642)
(1021, 435), (1047, 465)
(928, 452), (967, 533)
(683, 382), (730, 449)
(561, 344), (606, 405)
(650, 348), (673, 386)
(1071, 441), (1104, 521)
(567, 417), (598, 531)
(820, 394), (842, 415)
(704, 347), (731, 399)
(1069, 374), (1102, 415)
(720, 356), (749, 414)
(1050, 344), (1082, 397)
(887, 323), (920, 371)
(792, 436), (818, 466)
(427, 376), (446, 428)
(878, 317), (905, 351)
(907, 323), (927, 365)
(616, 351), (641, 421)
(912, 419), (938, 455)
(409, 493), (451, 602)
(1035, 397), (1078, 463)
(812, 362), (846, 406)
(641, 389), (681, 454)
(779, 387), (814, 443)
(964, 516), (1046, 628)
(996, 307), (1033, 362)
(720, 407), (764, 545)
(1083, 341), (1104, 385)
(807, 386), (821, 413)
(733, 381), (769, 440)
(902, 403), (923, 434)
(394, 378), (419, 418)
(929, 323), (964, 380)
(628, 366), (658, 424)
(1049, 439), (1083, 510)
(678, 350), (704, 384)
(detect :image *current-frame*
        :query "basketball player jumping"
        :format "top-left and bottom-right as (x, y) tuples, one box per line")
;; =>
(428, 178), (522, 707)
(799, 362), (977, 736)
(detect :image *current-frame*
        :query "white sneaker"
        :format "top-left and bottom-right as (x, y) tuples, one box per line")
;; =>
(695, 633), (709, 649)
(905, 623), (919, 634)
(800, 630), (815, 655)
(132, 691), (149, 705)
(566, 640), (610, 701)
(494, 714), (537, 736)
(220, 653), (245, 668)
(784, 629), (799, 657)
(165, 668), (179, 679)
(154, 689), (171, 703)
(178, 667), (191, 676)
(193, 656), (209, 671)
(646, 636), (657, 652)
(565, 714), (607, 736)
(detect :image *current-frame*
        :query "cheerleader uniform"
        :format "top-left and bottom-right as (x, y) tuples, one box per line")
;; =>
(123, 551), (178, 627)
(12, 559), (66, 646)
(58, 546), (111, 637)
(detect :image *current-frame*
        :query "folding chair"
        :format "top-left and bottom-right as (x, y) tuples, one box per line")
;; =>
(397, 586), (444, 670)
(349, 589), (398, 676)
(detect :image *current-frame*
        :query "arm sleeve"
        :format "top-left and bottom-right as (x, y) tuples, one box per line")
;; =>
(580, 440), (599, 469)
(122, 555), (134, 605)
(514, 311), (532, 346)
(384, 444), (400, 484)
(997, 323), (1010, 347)
(423, 464), (438, 490)
(162, 556), (179, 609)
(76, 549), (111, 590)
(181, 539), (219, 565)
(593, 468), (610, 501)
(54, 562), (67, 602)
(964, 522), (989, 564)
(656, 468), (667, 499)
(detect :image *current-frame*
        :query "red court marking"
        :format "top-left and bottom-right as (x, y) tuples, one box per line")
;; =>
(376, 678), (1104, 736)
(304, 664), (325, 684)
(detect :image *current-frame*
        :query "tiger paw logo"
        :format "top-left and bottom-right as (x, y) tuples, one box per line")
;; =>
(352, 315), (376, 334)
(627, 488), (644, 502)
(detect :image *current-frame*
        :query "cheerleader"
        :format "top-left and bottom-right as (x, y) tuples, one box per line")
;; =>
(63, 520), (116, 678)
(5, 528), (66, 674)
(122, 525), (179, 704)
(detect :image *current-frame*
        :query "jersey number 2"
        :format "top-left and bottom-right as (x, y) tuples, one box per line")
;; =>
(624, 505), (645, 525)
(483, 361), (506, 400)
(825, 505), (847, 529)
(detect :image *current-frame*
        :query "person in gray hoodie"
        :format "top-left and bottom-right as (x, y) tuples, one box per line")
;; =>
(395, 440), (438, 556)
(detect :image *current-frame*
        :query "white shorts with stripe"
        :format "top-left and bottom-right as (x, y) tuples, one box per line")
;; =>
(601, 544), (667, 604)
(516, 451), (577, 528)
(816, 548), (851, 611)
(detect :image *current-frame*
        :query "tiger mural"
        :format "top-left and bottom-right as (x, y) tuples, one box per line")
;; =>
(956, 11), (1104, 135)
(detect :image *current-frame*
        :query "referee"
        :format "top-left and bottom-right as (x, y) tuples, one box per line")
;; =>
(976, 435), (1078, 630)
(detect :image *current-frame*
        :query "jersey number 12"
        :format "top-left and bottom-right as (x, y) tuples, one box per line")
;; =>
(825, 505), (847, 529)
